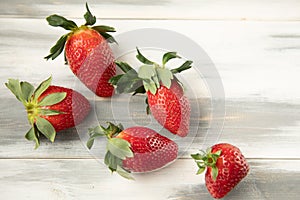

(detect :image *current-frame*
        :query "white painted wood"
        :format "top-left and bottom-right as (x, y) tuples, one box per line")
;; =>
(1, 98), (299, 158)
(0, 159), (298, 200)
(0, 1), (299, 199)
(1, 19), (300, 101)
(0, 19), (299, 160)
(1, 0), (300, 21)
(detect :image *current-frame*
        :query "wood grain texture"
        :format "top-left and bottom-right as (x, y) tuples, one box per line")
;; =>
(1, 19), (300, 100)
(0, 1), (299, 199)
(1, 0), (300, 20)
(0, 159), (298, 200)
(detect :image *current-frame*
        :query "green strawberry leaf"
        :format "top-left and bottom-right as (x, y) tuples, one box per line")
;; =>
(136, 48), (154, 65)
(102, 122), (124, 137)
(35, 116), (56, 143)
(95, 31), (117, 44)
(211, 165), (219, 181)
(86, 137), (95, 150)
(162, 52), (181, 65)
(196, 165), (206, 175)
(211, 150), (222, 162)
(132, 85), (146, 95)
(115, 61), (136, 73)
(20, 81), (34, 102)
(64, 50), (68, 65)
(156, 67), (173, 89)
(152, 73), (160, 88)
(143, 80), (157, 95)
(104, 150), (123, 171)
(115, 71), (142, 94)
(87, 124), (123, 149)
(171, 60), (193, 74)
(33, 76), (52, 102)
(107, 138), (134, 160)
(84, 3), (96, 26)
(44, 33), (69, 60)
(25, 127), (40, 149)
(87, 127), (103, 149)
(39, 109), (63, 116)
(104, 147), (134, 180)
(46, 14), (78, 30)
(38, 92), (67, 106)
(145, 97), (151, 115)
(109, 74), (123, 86)
(110, 65), (144, 94)
(138, 65), (156, 80)
(88, 123), (134, 180)
(214, 150), (222, 156)
(92, 25), (116, 33)
(191, 153), (203, 160)
(191, 148), (221, 180)
(116, 166), (134, 180)
(5, 79), (25, 103)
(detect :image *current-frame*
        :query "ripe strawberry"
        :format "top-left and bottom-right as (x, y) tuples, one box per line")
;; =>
(147, 78), (190, 137)
(5, 76), (90, 149)
(109, 48), (192, 137)
(45, 3), (116, 97)
(191, 143), (250, 199)
(87, 122), (178, 179)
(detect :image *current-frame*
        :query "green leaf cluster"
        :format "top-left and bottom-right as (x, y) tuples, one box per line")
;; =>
(5, 76), (67, 149)
(87, 122), (134, 180)
(137, 64), (174, 95)
(109, 61), (145, 95)
(191, 148), (222, 181)
(87, 123), (123, 149)
(110, 48), (193, 96)
(84, 2), (96, 26)
(45, 3), (117, 61)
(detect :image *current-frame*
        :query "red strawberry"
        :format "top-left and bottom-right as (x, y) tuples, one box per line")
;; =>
(5, 76), (90, 149)
(147, 78), (190, 137)
(45, 3), (116, 97)
(109, 48), (192, 137)
(191, 143), (250, 199)
(87, 123), (178, 179)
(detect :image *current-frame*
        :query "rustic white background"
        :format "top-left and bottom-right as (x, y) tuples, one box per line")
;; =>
(0, 0), (299, 199)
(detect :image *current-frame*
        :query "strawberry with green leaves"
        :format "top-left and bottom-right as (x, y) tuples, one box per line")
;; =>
(110, 48), (192, 137)
(87, 122), (178, 179)
(45, 3), (116, 97)
(191, 143), (250, 199)
(5, 76), (90, 149)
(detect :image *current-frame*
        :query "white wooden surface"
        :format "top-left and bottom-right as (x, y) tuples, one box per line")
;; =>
(0, 1), (299, 199)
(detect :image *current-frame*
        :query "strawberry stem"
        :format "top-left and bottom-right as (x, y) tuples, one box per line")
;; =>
(5, 77), (67, 149)
(111, 48), (192, 96)
(191, 148), (222, 181)
(87, 122), (135, 180)
(45, 3), (117, 61)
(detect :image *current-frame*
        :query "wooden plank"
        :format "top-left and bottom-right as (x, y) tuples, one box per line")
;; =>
(1, 19), (300, 101)
(1, 0), (300, 21)
(0, 19), (300, 159)
(0, 158), (299, 199)
(1, 97), (299, 159)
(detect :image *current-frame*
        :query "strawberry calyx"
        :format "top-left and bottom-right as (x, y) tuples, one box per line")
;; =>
(191, 148), (222, 181)
(109, 47), (193, 95)
(44, 3), (116, 62)
(87, 122), (135, 180)
(5, 76), (66, 149)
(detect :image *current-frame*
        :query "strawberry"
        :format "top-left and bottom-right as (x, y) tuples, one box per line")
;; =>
(191, 143), (250, 199)
(87, 122), (178, 179)
(109, 48), (192, 137)
(45, 3), (116, 97)
(147, 78), (190, 137)
(5, 76), (90, 149)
